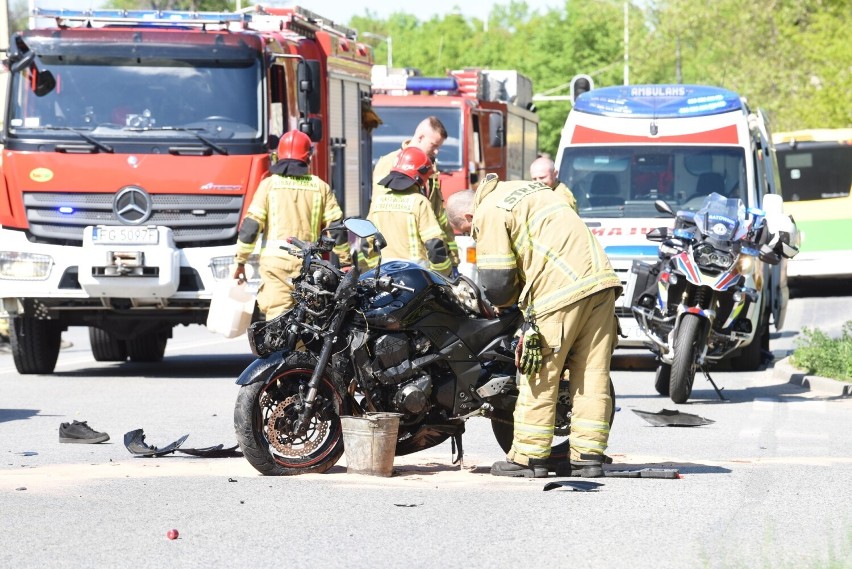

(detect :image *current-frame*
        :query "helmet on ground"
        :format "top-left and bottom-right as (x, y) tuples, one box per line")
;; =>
(380, 146), (434, 191)
(277, 130), (312, 163)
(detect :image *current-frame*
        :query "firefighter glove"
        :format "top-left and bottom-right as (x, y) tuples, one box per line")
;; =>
(514, 321), (543, 376)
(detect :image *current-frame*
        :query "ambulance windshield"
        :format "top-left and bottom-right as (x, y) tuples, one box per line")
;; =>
(557, 145), (748, 219)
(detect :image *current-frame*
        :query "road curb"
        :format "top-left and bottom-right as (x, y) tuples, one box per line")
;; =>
(773, 357), (851, 397)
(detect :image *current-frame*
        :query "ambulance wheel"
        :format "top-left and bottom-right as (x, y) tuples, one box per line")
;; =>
(127, 333), (167, 362)
(10, 316), (62, 374)
(89, 327), (127, 362)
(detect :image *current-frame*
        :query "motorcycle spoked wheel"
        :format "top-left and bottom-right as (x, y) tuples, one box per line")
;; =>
(490, 379), (617, 460)
(234, 351), (347, 475)
(670, 313), (702, 404)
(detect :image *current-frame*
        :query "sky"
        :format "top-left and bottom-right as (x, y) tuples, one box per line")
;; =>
(30, 0), (567, 26)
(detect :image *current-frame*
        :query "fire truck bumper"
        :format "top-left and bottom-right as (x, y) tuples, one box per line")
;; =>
(0, 226), (246, 311)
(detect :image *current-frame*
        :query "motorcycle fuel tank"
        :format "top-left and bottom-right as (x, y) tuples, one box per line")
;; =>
(359, 261), (468, 329)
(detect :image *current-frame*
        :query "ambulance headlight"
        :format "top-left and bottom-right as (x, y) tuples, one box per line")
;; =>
(0, 252), (53, 280)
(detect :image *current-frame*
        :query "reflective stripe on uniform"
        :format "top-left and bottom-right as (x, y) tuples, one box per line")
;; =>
(478, 254), (516, 269)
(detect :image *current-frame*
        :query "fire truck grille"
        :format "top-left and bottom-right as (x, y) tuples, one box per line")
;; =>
(23, 192), (245, 247)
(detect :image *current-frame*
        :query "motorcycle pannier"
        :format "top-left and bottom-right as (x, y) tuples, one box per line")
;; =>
(630, 259), (662, 307)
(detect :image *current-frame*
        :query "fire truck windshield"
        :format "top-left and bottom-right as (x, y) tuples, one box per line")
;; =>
(7, 52), (262, 142)
(558, 145), (747, 219)
(371, 106), (462, 172)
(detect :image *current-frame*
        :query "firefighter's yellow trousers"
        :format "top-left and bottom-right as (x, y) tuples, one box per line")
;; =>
(507, 287), (617, 465)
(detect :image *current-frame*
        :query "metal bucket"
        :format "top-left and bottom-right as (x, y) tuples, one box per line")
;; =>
(340, 412), (402, 477)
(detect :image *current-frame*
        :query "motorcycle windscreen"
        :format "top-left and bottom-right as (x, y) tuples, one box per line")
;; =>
(693, 193), (747, 242)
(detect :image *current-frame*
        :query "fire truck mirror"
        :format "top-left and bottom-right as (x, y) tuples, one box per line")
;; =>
(7, 34), (56, 97)
(488, 112), (505, 147)
(297, 60), (322, 116)
(299, 117), (324, 143)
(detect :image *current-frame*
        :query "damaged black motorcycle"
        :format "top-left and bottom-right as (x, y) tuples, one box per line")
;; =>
(233, 218), (611, 475)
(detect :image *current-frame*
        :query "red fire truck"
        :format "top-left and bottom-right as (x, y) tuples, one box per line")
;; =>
(0, 6), (374, 374)
(370, 67), (539, 199)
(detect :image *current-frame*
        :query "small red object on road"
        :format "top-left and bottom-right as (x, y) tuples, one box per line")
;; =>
(167, 529), (179, 540)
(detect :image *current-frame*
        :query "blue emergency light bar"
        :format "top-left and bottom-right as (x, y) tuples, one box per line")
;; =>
(573, 85), (743, 118)
(33, 8), (248, 25)
(405, 77), (459, 92)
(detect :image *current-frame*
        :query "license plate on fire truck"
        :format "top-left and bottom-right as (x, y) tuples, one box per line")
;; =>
(92, 225), (159, 245)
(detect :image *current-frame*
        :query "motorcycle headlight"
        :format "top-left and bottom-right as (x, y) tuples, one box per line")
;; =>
(693, 244), (733, 270)
(736, 254), (756, 275)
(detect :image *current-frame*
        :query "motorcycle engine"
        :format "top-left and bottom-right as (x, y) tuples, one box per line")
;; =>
(393, 375), (432, 415)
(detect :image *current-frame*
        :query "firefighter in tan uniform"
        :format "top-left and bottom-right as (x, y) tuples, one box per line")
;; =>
(530, 156), (578, 212)
(233, 131), (350, 318)
(372, 116), (459, 269)
(366, 147), (452, 275)
(472, 174), (622, 478)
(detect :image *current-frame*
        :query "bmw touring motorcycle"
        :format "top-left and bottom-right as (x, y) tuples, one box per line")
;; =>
(631, 193), (782, 404)
(233, 218), (605, 475)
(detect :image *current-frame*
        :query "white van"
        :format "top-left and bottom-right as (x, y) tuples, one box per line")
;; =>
(554, 84), (789, 353)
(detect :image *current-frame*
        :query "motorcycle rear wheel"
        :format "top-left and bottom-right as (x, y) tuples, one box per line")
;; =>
(670, 313), (702, 403)
(654, 363), (671, 396)
(490, 379), (616, 459)
(234, 351), (347, 475)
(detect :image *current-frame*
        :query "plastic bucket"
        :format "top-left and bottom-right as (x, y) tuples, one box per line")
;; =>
(340, 413), (402, 477)
(206, 280), (254, 338)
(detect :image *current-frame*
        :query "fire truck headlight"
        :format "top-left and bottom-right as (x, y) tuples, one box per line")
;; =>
(0, 252), (53, 280)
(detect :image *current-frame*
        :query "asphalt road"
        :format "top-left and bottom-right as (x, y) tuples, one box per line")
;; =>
(1, 293), (851, 569)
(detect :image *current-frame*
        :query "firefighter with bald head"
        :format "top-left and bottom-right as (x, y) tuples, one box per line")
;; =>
(233, 130), (350, 318)
(530, 156), (578, 212)
(472, 174), (622, 478)
(366, 146), (452, 275)
(372, 116), (459, 269)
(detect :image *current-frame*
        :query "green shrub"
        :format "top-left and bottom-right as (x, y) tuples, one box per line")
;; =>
(790, 322), (852, 382)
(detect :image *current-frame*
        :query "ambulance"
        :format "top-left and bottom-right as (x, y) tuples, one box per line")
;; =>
(553, 84), (789, 357)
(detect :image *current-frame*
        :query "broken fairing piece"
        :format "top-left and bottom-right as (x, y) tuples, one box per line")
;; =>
(176, 444), (242, 458)
(605, 468), (681, 479)
(543, 481), (604, 492)
(123, 429), (189, 457)
(632, 408), (715, 427)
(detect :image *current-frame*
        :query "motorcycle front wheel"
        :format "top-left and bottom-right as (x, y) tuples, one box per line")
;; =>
(234, 351), (347, 475)
(491, 379), (617, 460)
(670, 313), (702, 403)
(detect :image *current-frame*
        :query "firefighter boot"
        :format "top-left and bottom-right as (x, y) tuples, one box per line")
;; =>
(491, 458), (548, 478)
(564, 453), (606, 478)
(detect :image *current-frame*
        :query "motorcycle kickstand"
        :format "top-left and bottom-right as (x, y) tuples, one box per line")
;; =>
(700, 366), (727, 401)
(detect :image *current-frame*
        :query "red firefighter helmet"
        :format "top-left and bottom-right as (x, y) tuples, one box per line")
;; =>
(277, 130), (312, 162)
(380, 146), (434, 191)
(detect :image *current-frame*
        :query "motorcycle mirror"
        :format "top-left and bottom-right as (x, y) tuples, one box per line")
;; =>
(343, 217), (378, 238)
(654, 200), (675, 217)
(758, 244), (781, 265)
(646, 227), (668, 242)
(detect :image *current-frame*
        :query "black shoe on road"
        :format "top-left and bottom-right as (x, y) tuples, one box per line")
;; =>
(491, 460), (548, 478)
(59, 420), (110, 444)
